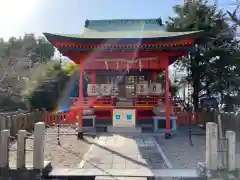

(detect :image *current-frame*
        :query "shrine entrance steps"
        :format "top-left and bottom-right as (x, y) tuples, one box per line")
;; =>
(107, 126), (142, 133)
(48, 133), (201, 179)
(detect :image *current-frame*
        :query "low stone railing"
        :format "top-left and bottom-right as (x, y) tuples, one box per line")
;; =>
(197, 122), (237, 178)
(0, 120), (238, 179)
(0, 122), (45, 169)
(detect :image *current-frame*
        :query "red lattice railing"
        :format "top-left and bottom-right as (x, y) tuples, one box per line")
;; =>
(175, 112), (205, 125)
(133, 95), (160, 106)
(43, 109), (207, 127)
(44, 110), (78, 126)
(87, 96), (116, 106)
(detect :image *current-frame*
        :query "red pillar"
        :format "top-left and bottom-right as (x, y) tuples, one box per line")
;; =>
(164, 65), (171, 136)
(91, 71), (96, 84)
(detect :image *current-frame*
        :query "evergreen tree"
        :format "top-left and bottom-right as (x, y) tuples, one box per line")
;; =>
(166, 0), (239, 111)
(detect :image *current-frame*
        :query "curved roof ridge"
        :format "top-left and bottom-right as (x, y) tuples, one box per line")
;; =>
(87, 18), (161, 24)
(83, 18), (165, 33)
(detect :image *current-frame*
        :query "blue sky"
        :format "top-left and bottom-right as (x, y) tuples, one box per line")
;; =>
(0, 0), (237, 40)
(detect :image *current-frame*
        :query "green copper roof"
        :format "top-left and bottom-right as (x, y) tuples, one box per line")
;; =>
(83, 18), (165, 32)
(45, 19), (203, 39)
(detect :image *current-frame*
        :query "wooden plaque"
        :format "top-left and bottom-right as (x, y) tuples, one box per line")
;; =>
(87, 84), (100, 96)
(149, 83), (162, 95)
(136, 83), (148, 95)
(100, 84), (113, 96)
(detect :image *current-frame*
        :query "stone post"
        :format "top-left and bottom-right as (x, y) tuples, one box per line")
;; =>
(11, 115), (18, 136)
(33, 122), (45, 169)
(217, 113), (226, 168)
(0, 116), (6, 130)
(226, 131), (236, 171)
(17, 114), (23, 130)
(206, 122), (218, 171)
(26, 113), (32, 130)
(17, 130), (26, 169)
(6, 116), (12, 135)
(0, 130), (10, 168)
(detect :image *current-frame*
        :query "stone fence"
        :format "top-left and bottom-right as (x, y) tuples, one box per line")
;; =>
(202, 111), (240, 141)
(0, 122), (46, 174)
(0, 121), (238, 179)
(202, 122), (237, 179)
(0, 110), (44, 137)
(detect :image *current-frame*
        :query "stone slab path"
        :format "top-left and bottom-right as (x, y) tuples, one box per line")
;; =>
(79, 134), (167, 179)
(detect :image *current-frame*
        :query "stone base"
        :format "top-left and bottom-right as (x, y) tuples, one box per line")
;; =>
(95, 176), (147, 180)
(152, 116), (177, 132)
(96, 125), (107, 132)
(48, 168), (201, 178)
(107, 126), (142, 133)
(3, 161), (52, 179)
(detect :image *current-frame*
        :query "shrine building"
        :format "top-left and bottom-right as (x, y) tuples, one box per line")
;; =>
(44, 18), (204, 138)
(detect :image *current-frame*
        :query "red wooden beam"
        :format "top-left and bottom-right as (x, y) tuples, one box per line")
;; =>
(52, 39), (194, 48)
(63, 51), (186, 70)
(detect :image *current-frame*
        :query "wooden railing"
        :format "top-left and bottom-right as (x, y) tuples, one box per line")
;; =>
(133, 95), (159, 106)
(43, 111), (77, 126)
(2, 108), (240, 136)
(89, 96), (115, 106)
(0, 110), (44, 136)
(175, 112), (204, 125)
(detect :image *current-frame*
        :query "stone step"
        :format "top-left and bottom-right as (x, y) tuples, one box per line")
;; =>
(116, 101), (133, 106)
(107, 126), (142, 133)
(95, 176), (147, 180)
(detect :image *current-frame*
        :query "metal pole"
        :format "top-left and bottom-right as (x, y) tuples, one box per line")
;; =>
(164, 67), (171, 139)
(57, 55), (62, 146)
(187, 62), (193, 146)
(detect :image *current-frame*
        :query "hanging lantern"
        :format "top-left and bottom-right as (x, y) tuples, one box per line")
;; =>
(116, 60), (119, 69)
(138, 60), (142, 72)
(105, 61), (109, 70)
(127, 63), (129, 73)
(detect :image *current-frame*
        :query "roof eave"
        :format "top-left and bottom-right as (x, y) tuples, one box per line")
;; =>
(57, 46), (192, 55)
(43, 31), (204, 45)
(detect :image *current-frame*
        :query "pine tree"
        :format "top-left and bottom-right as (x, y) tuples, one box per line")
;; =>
(166, 0), (239, 111)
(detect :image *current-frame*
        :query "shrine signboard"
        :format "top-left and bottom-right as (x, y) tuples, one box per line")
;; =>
(100, 84), (113, 96)
(149, 83), (162, 95)
(87, 84), (100, 96)
(113, 109), (136, 127)
(136, 83), (148, 95)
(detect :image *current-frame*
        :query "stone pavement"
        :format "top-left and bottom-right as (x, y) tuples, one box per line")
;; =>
(80, 134), (167, 171)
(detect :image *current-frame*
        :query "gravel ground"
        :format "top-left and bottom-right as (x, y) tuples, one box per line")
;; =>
(155, 126), (206, 169)
(8, 125), (240, 170)
(9, 126), (95, 168)
(155, 126), (240, 169)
